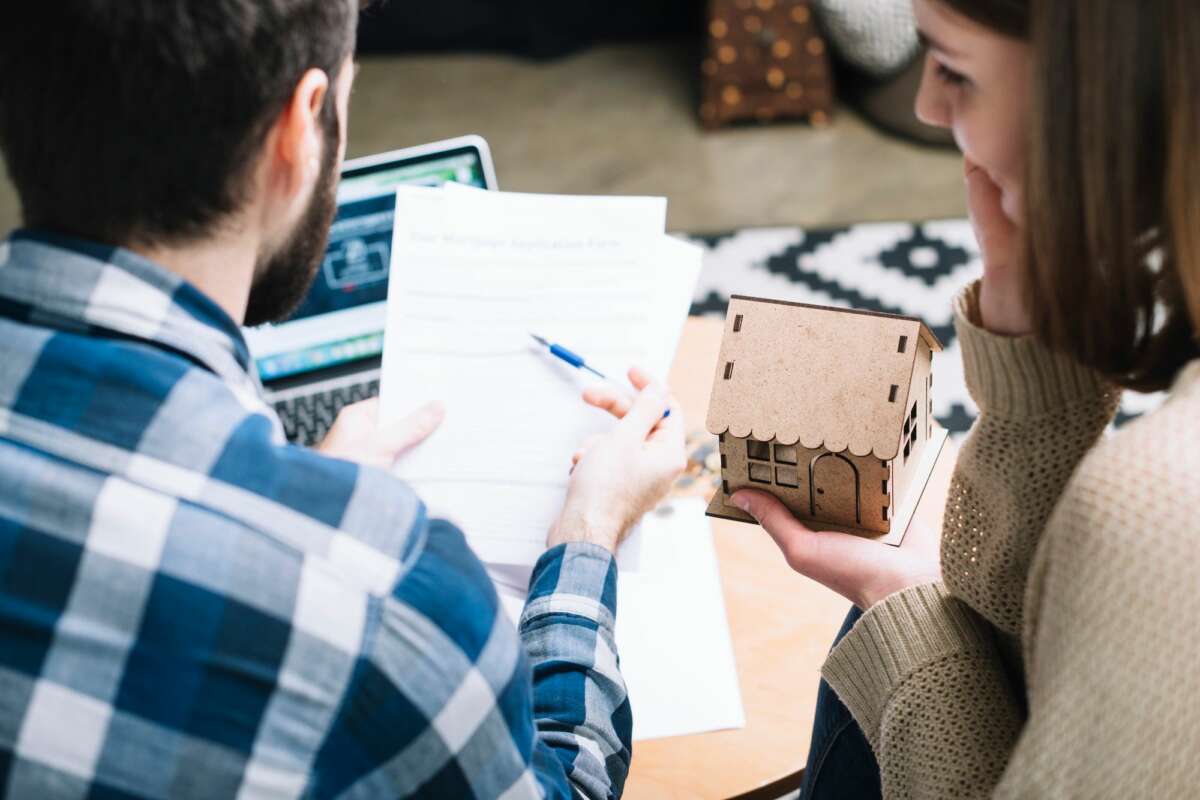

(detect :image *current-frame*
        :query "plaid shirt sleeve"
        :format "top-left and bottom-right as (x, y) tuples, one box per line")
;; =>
(314, 513), (631, 800)
(521, 544), (632, 799)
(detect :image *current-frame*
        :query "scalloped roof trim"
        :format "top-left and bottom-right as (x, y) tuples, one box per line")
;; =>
(711, 424), (898, 460)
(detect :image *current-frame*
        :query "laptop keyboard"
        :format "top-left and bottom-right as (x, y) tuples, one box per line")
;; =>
(273, 378), (381, 447)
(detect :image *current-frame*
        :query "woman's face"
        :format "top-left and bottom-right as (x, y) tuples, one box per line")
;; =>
(912, 0), (1032, 224)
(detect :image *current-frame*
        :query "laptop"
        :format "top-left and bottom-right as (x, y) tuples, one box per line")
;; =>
(244, 135), (499, 446)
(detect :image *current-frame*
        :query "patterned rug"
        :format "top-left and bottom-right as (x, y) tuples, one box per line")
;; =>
(681, 220), (1162, 435)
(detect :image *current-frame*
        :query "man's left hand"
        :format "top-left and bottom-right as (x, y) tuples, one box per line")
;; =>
(316, 398), (444, 469)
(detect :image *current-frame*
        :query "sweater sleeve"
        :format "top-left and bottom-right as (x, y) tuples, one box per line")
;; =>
(940, 281), (1120, 637)
(822, 582), (1024, 798)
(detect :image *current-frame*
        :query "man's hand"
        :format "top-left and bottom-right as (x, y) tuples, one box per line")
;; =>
(315, 398), (444, 470)
(965, 157), (1035, 337)
(549, 368), (687, 553)
(731, 489), (942, 610)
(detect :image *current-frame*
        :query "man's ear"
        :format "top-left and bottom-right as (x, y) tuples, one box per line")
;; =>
(271, 68), (331, 201)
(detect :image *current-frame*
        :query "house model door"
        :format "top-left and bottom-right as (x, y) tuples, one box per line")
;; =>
(810, 453), (860, 525)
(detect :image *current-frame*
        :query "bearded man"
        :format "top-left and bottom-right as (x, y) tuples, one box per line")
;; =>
(0, 2), (685, 797)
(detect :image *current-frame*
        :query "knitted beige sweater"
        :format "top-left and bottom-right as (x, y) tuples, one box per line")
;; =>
(822, 281), (1200, 798)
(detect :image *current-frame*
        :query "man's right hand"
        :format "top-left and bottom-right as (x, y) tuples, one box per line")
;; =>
(548, 368), (686, 553)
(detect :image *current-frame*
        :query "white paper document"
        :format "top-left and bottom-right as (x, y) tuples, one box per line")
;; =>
(497, 498), (746, 742)
(379, 185), (702, 568)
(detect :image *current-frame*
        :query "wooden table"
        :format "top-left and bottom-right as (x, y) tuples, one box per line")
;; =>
(622, 316), (956, 800)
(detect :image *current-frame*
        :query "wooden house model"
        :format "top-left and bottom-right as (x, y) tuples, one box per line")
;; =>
(705, 296), (948, 546)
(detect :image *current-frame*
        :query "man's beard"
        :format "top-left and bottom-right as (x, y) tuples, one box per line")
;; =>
(244, 112), (340, 327)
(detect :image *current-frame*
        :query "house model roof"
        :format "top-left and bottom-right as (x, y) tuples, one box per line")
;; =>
(706, 296), (943, 460)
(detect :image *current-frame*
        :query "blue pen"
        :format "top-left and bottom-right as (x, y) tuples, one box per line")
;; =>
(530, 333), (671, 418)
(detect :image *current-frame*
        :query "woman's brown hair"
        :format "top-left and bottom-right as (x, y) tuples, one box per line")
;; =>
(940, 0), (1200, 391)
(939, 0), (1027, 38)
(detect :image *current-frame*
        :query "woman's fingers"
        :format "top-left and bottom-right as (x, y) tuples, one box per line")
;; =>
(963, 158), (1034, 336)
(965, 158), (1016, 254)
(732, 488), (889, 608)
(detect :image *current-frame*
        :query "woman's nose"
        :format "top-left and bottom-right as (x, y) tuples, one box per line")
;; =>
(914, 55), (951, 129)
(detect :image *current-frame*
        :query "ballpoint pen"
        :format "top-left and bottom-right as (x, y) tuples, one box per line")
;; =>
(530, 333), (671, 418)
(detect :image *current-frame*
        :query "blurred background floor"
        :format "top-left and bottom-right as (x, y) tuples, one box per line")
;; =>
(0, 40), (965, 236)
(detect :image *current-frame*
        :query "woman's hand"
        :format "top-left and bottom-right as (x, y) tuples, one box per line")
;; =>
(549, 368), (687, 553)
(966, 157), (1035, 337)
(316, 398), (444, 469)
(730, 489), (942, 610)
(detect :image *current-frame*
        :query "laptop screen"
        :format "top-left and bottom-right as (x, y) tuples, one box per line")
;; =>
(246, 142), (492, 384)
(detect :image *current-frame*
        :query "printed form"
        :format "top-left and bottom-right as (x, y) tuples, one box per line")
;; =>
(380, 186), (702, 568)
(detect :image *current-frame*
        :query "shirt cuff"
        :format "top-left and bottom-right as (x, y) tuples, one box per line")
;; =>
(954, 281), (1115, 418)
(519, 542), (618, 634)
(820, 583), (995, 744)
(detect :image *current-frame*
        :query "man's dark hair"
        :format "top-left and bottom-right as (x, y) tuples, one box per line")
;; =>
(0, 1), (362, 247)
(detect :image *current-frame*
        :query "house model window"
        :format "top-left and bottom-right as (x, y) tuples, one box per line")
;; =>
(746, 441), (801, 487)
(705, 295), (950, 547)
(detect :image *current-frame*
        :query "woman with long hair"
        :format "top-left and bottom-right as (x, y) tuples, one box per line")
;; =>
(731, 0), (1200, 796)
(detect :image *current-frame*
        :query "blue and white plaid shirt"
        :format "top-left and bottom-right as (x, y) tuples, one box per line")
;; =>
(0, 231), (632, 799)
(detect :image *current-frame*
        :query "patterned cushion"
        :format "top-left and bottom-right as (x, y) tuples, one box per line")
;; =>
(701, 0), (835, 128)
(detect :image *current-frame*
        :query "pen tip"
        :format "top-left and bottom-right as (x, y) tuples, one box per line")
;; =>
(530, 333), (549, 347)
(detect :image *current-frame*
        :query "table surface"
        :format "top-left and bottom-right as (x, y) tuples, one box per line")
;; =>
(621, 316), (956, 800)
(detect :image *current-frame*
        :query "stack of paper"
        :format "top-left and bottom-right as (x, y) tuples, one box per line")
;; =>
(379, 186), (744, 741)
(380, 185), (702, 569)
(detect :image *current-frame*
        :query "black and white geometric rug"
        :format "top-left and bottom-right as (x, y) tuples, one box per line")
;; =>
(681, 219), (1162, 435)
